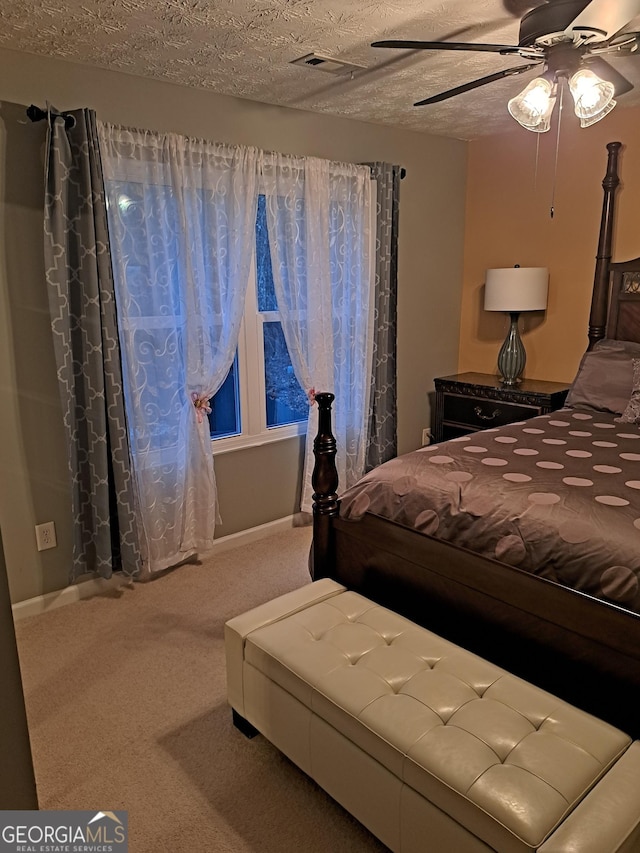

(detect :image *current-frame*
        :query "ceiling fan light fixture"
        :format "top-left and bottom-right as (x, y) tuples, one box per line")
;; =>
(578, 97), (617, 127)
(569, 68), (615, 122)
(508, 77), (556, 132)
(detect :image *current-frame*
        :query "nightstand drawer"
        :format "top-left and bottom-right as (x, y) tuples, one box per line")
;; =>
(432, 373), (570, 443)
(443, 394), (538, 429)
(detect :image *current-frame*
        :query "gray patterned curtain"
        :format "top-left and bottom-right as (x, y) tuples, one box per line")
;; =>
(43, 107), (141, 581)
(365, 163), (401, 471)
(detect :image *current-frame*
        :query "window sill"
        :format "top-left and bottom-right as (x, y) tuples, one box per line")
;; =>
(211, 421), (307, 456)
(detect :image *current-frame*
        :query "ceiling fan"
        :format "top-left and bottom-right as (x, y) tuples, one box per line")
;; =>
(372, 0), (640, 131)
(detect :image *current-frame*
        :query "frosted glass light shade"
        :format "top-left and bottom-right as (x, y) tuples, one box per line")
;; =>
(569, 68), (615, 124)
(484, 267), (549, 312)
(578, 97), (616, 127)
(508, 77), (556, 133)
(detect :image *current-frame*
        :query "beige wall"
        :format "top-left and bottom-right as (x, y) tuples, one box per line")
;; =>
(460, 105), (640, 383)
(0, 48), (467, 603)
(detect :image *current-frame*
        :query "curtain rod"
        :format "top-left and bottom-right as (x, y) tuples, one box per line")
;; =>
(26, 104), (76, 129)
(26, 105), (407, 178)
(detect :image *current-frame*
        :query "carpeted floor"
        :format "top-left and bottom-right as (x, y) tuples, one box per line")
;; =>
(14, 526), (389, 852)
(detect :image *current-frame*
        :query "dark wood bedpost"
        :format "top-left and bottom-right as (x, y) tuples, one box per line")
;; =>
(589, 141), (621, 350)
(311, 392), (339, 579)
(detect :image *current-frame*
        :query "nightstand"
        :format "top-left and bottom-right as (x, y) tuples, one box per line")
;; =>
(433, 372), (570, 443)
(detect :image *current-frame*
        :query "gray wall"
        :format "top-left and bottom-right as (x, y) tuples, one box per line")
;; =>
(0, 47), (466, 604)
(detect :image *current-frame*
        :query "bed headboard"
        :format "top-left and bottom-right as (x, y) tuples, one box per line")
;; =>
(589, 141), (640, 348)
(607, 257), (640, 344)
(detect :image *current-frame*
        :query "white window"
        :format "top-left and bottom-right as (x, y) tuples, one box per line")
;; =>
(208, 195), (308, 453)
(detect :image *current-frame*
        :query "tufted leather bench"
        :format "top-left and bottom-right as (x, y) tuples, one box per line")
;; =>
(225, 579), (640, 852)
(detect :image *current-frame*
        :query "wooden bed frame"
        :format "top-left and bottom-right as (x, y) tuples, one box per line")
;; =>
(311, 141), (640, 738)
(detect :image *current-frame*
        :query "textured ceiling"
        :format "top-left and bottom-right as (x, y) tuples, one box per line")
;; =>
(1, 0), (640, 140)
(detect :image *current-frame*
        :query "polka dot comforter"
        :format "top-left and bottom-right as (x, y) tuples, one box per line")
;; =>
(340, 409), (640, 613)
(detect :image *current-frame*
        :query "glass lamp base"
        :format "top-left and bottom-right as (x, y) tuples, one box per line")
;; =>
(497, 312), (526, 385)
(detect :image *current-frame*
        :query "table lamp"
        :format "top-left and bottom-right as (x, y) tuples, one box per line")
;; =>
(484, 266), (548, 385)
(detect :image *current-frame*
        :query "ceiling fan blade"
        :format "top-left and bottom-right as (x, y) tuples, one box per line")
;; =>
(372, 39), (523, 55)
(414, 63), (541, 106)
(585, 57), (635, 95)
(564, 0), (640, 41)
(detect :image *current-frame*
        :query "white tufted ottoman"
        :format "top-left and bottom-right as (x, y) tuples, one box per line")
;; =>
(225, 580), (640, 852)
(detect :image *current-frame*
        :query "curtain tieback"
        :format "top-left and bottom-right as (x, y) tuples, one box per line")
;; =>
(192, 392), (212, 423)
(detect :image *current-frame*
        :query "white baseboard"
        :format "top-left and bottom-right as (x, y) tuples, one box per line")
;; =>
(206, 513), (302, 555)
(12, 514), (308, 622)
(11, 573), (130, 622)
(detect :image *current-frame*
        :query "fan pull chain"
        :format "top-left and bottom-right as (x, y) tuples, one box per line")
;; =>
(550, 82), (564, 219)
(534, 132), (540, 192)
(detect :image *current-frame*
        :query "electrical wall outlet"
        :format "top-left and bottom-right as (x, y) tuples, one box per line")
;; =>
(421, 428), (432, 447)
(35, 521), (57, 551)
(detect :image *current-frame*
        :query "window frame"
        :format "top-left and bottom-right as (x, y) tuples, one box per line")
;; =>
(210, 252), (308, 456)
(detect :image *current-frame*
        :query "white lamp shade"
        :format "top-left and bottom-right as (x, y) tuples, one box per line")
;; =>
(484, 267), (549, 312)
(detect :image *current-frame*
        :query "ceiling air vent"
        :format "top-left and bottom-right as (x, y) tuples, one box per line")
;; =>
(290, 53), (365, 76)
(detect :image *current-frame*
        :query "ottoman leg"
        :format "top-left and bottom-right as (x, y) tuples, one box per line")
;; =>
(232, 709), (259, 739)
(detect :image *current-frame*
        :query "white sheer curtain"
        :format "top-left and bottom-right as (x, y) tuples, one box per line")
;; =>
(98, 124), (259, 573)
(260, 152), (375, 511)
